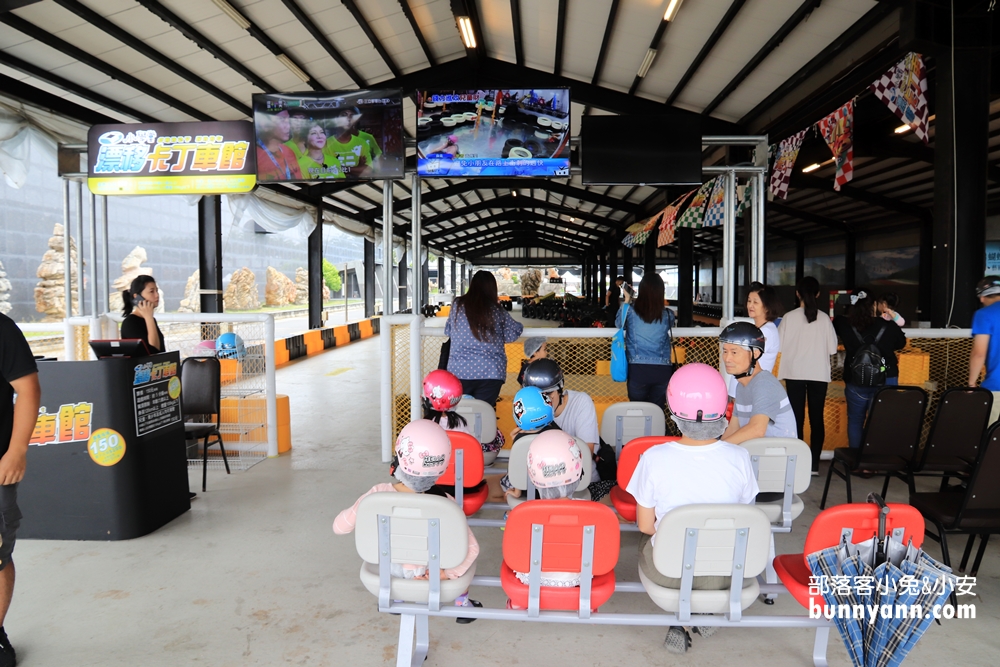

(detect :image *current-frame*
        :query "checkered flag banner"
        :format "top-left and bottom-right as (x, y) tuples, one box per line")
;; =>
(817, 100), (854, 191)
(676, 178), (717, 228)
(657, 189), (696, 247)
(870, 53), (929, 144)
(735, 183), (751, 217)
(769, 129), (808, 199)
(621, 221), (645, 248)
(702, 177), (727, 227)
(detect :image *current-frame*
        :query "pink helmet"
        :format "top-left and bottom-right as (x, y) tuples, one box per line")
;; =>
(526, 429), (584, 489)
(666, 363), (728, 423)
(394, 420), (452, 478)
(422, 369), (463, 411)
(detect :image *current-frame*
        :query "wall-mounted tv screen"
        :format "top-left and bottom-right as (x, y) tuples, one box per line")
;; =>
(415, 89), (570, 178)
(581, 115), (702, 185)
(252, 89), (404, 183)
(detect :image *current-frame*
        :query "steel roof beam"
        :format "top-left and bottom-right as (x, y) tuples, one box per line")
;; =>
(510, 0), (524, 66)
(554, 0), (567, 76)
(341, 0), (402, 78)
(768, 201), (849, 232)
(398, 0), (436, 66)
(0, 71), (118, 126)
(790, 173), (930, 222)
(416, 195), (617, 233)
(426, 211), (604, 244)
(628, 16), (672, 96)
(666, 0), (746, 105)
(443, 224), (596, 252)
(281, 0), (367, 86)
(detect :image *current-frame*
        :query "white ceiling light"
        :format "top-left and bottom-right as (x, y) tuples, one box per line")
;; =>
(664, 0), (685, 21)
(277, 54), (309, 82)
(801, 163), (821, 173)
(637, 49), (657, 78)
(211, 0), (251, 30)
(894, 124), (912, 134)
(457, 16), (476, 49)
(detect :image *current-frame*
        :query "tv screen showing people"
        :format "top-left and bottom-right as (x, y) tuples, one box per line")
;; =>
(415, 89), (570, 178)
(252, 89), (404, 183)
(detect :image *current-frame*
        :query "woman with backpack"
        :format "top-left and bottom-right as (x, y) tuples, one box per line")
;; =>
(833, 291), (906, 449)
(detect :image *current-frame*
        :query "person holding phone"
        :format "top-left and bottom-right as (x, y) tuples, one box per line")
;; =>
(120, 275), (163, 354)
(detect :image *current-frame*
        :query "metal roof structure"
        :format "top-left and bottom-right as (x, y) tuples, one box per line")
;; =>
(0, 0), (996, 265)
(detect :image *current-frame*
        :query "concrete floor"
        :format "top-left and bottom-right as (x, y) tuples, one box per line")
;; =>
(11, 335), (999, 666)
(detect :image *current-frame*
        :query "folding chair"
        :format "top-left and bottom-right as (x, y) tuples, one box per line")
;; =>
(772, 502), (925, 611)
(180, 357), (229, 492)
(912, 387), (992, 490)
(436, 431), (487, 516)
(454, 397), (500, 466)
(354, 493), (475, 667)
(599, 402), (666, 458)
(500, 499), (620, 614)
(506, 433), (593, 508)
(910, 421), (1000, 578)
(820, 385), (927, 508)
(608, 436), (680, 523)
(741, 438), (812, 602)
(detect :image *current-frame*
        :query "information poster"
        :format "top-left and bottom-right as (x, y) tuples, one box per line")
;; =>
(132, 360), (182, 437)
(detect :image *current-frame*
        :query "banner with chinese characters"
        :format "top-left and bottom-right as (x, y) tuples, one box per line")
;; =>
(816, 100), (854, 191)
(87, 121), (256, 195)
(769, 129), (808, 199)
(870, 53), (930, 144)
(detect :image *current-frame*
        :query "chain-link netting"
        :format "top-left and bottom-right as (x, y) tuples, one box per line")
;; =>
(392, 330), (978, 455)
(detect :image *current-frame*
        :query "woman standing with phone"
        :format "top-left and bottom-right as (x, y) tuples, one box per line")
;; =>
(120, 275), (164, 354)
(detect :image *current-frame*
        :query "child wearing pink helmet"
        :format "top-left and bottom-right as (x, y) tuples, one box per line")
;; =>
(333, 419), (482, 622)
(625, 363), (759, 653)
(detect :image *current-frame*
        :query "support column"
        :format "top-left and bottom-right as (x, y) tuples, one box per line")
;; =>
(101, 196), (109, 314)
(460, 262), (466, 295)
(678, 227), (694, 327)
(742, 212), (752, 291)
(422, 252), (430, 308)
(694, 256), (700, 302)
(398, 247), (408, 311)
(711, 254), (718, 303)
(436, 255), (444, 304)
(599, 250), (607, 306)
(364, 238), (375, 318)
(76, 182), (84, 316)
(411, 174), (422, 312)
(795, 238), (805, 286)
(198, 195), (223, 314)
(450, 258), (456, 297)
(308, 203), (323, 329)
(382, 180), (394, 315)
(643, 231), (656, 277)
(623, 242), (633, 288)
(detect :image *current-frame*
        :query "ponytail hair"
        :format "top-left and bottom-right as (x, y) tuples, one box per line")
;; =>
(421, 399), (469, 431)
(796, 276), (821, 323)
(123, 274), (157, 316)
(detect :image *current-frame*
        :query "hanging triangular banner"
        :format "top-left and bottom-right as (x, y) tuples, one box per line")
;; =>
(869, 53), (930, 144)
(817, 100), (854, 191)
(735, 183), (752, 217)
(702, 178), (728, 227)
(676, 178), (716, 228)
(769, 129), (808, 199)
(657, 189), (696, 247)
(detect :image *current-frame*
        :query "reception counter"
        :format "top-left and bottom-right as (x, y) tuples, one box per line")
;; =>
(19, 352), (191, 540)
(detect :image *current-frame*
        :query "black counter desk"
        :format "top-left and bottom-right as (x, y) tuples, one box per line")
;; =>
(19, 352), (191, 540)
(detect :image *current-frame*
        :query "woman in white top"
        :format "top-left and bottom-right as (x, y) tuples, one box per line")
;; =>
(730, 282), (781, 396)
(776, 276), (838, 475)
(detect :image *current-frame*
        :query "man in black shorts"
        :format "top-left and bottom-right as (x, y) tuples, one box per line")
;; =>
(0, 313), (40, 666)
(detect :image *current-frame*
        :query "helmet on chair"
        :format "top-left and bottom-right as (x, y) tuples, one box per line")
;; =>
(666, 363), (728, 423)
(394, 419), (452, 479)
(512, 386), (554, 430)
(527, 429), (583, 490)
(521, 358), (564, 393)
(422, 370), (463, 411)
(216, 332), (247, 360)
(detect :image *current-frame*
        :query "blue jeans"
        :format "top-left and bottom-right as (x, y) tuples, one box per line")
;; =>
(626, 363), (673, 410)
(844, 377), (898, 449)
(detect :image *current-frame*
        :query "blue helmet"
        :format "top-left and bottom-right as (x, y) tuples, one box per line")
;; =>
(512, 386), (554, 430)
(216, 332), (247, 360)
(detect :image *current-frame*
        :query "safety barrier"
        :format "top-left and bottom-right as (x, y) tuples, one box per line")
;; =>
(385, 320), (976, 458)
(274, 316), (380, 366)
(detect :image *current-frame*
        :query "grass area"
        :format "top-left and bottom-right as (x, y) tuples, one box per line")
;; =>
(22, 331), (62, 338)
(225, 300), (365, 314)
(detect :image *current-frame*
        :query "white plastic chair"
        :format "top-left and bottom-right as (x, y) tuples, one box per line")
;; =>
(599, 402), (666, 458)
(740, 437), (812, 603)
(505, 432), (593, 508)
(454, 397), (500, 465)
(354, 492), (475, 667)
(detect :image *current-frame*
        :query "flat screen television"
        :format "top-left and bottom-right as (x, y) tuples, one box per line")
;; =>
(415, 89), (571, 178)
(89, 339), (152, 359)
(581, 115), (702, 185)
(252, 89), (404, 183)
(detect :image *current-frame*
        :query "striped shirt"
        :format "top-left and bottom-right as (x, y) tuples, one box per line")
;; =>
(733, 370), (797, 439)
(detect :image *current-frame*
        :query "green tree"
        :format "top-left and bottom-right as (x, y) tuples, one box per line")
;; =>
(322, 258), (342, 294)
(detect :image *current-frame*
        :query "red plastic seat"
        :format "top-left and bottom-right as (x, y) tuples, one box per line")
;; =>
(773, 503), (926, 610)
(501, 499), (620, 611)
(610, 436), (680, 522)
(437, 432), (487, 515)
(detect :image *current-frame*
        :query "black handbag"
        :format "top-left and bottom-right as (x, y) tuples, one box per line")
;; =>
(594, 438), (619, 482)
(437, 338), (451, 370)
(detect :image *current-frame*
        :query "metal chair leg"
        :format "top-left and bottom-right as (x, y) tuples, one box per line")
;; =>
(216, 432), (231, 474)
(820, 459), (836, 509)
(880, 473), (891, 500)
(959, 534), (977, 573)
(844, 464), (853, 504)
(970, 534), (990, 577)
(202, 436), (208, 492)
(812, 626), (830, 667)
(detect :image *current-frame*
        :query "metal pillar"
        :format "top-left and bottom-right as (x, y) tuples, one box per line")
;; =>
(364, 238), (375, 318)
(411, 174), (422, 311)
(795, 238), (805, 287)
(450, 258), (456, 297)
(437, 255), (445, 302)
(422, 252), (429, 307)
(598, 250), (607, 305)
(76, 181), (84, 316)
(308, 204), (323, 329)
(101, 196), (109, 314)
(722, 171), (736, 322)
(198, 195), (223, 314)
(643, 231), (656, 277)
(460, 263), (467, 295)
(678, 227), (693, 327)
(751, 173), (766, 284)
(398, 248), (408, 311)
(62, 180), (71, 319)
(87, 192), (97, 318)
(623, 242), (633, 286)
(694, 255), (700, 301)
(711, 254), (718, 303)
(382, 180), (394, 315)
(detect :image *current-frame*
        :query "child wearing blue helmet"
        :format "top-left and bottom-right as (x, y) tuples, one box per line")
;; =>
(493, 385), (558, 501)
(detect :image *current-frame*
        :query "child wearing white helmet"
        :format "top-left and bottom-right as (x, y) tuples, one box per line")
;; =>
(626, 364), (759, 654)
(507, 429), (586, 606)
(333, 419), (482, 622)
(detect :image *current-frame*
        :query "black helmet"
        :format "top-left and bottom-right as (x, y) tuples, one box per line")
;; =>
(521, 358), (564, 393)
(976, 276), (1000, 298)
(720, 321), (766, 352)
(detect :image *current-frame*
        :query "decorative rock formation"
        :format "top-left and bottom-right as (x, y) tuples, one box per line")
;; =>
(520, 268), (541, 296)
(265, 267), (297, 306)
(34, 223), (79, 321)
(294, 268), (330, 305)
(223, 267), (259, 310)
(0, 260), (11, 315)
(177, 270), (200, 313)
(109, 246), (164, 314)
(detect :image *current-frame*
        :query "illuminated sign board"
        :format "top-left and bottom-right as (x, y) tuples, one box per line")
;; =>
(87, 121), (256, 195)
